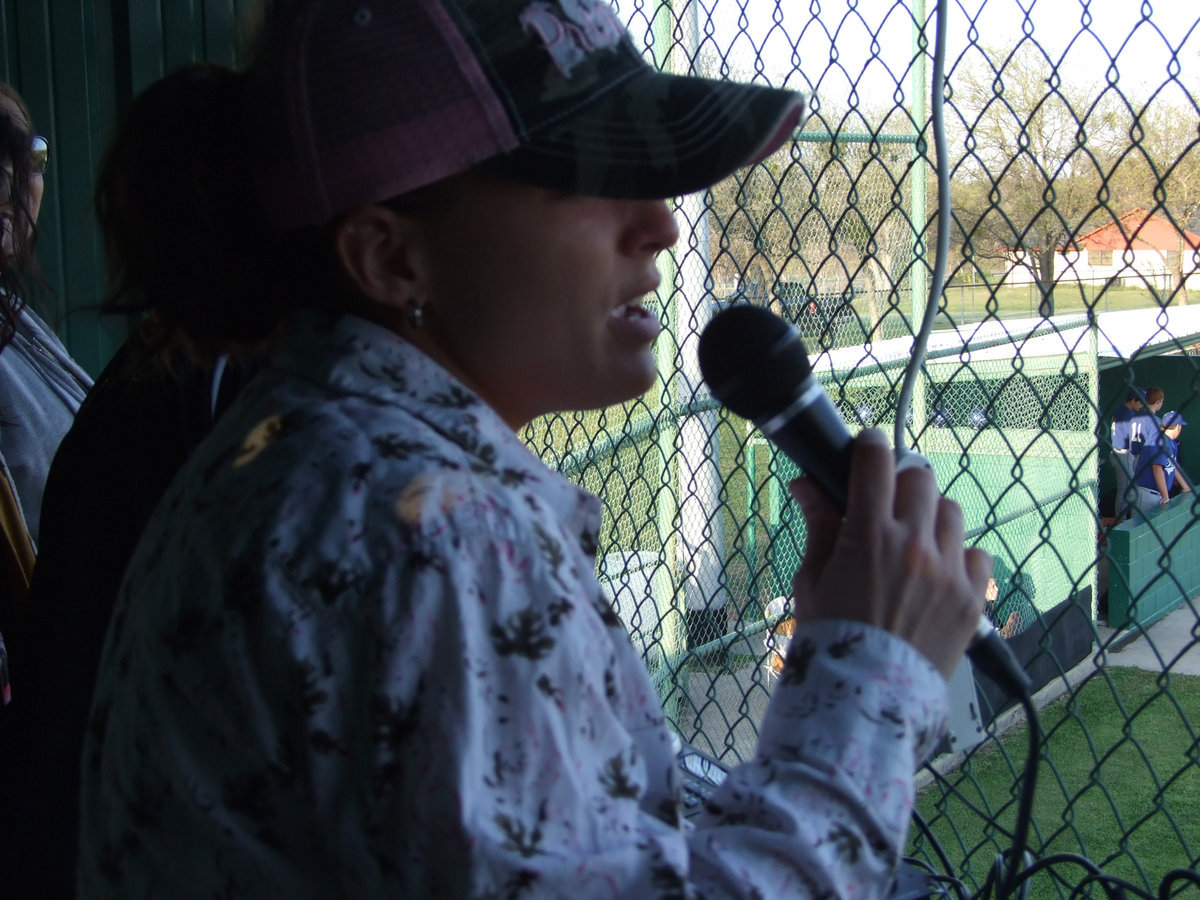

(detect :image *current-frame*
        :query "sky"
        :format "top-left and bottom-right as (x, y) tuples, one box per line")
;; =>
(665, 0), (1200, 116)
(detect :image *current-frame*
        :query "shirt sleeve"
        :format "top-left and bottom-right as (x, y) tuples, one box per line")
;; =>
(1135, 441), (1172, 486)
(352, 480), (948, 899)
(79, 461), (948, 900)
(685, 620), (946, 899)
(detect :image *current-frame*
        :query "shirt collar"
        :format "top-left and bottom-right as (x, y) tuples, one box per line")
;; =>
(276, 312), (602, 553)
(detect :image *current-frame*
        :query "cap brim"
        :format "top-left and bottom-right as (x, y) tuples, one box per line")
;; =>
(478, 69), (807, 200)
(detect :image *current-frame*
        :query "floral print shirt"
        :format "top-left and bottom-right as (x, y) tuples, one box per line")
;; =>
(79, 313), (948, 899)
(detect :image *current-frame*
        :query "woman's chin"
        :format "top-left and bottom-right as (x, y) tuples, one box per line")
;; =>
(611, 354), (660, 404)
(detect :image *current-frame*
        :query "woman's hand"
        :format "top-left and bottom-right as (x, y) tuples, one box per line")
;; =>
(787, 428), (992, 679)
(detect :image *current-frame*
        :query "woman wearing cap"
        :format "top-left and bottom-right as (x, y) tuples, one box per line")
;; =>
(78, 1), (989, 897)
(1133, 411), (1192, 511)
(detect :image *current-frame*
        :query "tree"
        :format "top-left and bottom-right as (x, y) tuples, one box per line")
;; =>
(705, 147), (810, 303)
(948, 43), (1126, 315)
(705, 123), (916, 344)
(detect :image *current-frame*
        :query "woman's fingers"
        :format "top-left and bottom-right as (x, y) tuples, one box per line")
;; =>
(789, 476), (842, 622)
(965, 547), (994, 600)
(788, 429), (995, 679)
(894, 463), (939, 533)
(789, 476), (840, 568)
(933, 493), (966, 559)
(843, 429), (895, 531)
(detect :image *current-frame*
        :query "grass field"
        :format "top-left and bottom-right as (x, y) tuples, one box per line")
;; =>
(911, 667), (1200, 899)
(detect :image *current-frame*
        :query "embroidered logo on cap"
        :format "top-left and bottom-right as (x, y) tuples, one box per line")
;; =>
(519, 0), (626, 77)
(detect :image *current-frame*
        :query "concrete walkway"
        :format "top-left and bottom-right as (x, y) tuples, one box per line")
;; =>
(1100, 602), (1200, 676)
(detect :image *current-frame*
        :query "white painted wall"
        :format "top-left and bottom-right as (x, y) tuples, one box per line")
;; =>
(999, 245), (1200, 290)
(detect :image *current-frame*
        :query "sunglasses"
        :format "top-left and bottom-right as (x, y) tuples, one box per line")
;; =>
(30, 135), (48, 175)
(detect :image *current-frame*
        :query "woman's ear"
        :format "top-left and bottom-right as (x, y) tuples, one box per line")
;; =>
(333, 205), (420, 312)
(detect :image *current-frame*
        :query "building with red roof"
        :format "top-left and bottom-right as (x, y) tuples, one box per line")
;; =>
(1002, 207), (1200, 293)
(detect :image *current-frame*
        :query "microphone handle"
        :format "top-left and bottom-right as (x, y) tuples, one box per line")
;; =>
(756, 378), (853, 509)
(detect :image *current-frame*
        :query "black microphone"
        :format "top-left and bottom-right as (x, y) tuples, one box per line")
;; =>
(697, 304), (856, 506)
(697, 304), (1030, 694)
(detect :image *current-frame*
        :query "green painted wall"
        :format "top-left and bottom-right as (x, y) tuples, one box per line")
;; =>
(766, 429), (1098, 629)
(1106, 495), (1200, 628)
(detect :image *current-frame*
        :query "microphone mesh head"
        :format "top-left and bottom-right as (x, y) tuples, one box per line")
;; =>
(698, 305), (814, 422)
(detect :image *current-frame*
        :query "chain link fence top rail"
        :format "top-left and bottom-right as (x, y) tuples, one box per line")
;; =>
(520, 1), (1200, 896)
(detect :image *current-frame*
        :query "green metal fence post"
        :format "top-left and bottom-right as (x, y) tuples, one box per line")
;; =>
(1087, 313), (1100, 619)
(648, 0), (686, 728)
(746, 436), (758, 604)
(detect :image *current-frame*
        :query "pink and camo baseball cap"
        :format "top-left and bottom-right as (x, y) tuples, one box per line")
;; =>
(244, 0), (808, 231)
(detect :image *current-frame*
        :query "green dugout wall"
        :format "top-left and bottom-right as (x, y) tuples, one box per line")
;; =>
(0, 0), (260, 377)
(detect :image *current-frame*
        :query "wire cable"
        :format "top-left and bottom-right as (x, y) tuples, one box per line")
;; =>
(996, 689), (1039, 900)
(910, 809), (964, 889)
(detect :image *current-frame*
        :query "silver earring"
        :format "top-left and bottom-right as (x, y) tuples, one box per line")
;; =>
(407, 302), (425, 329)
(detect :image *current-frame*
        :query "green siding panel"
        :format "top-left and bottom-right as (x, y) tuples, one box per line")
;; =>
(0, 0), (258, 376)
(1107, 497), (1200, 629)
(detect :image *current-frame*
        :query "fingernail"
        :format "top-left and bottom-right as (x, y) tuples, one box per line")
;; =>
(858, 428), (888, 447)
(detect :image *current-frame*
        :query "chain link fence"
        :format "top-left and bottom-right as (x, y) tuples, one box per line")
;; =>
(523, 0), (1200, 895)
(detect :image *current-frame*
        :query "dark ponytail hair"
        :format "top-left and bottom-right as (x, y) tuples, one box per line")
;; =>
(96, 63), (341, 359)
(0, 82), (47, 350)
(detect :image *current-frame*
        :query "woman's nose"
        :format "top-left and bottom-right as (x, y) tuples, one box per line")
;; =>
(624, 198), (680, 256)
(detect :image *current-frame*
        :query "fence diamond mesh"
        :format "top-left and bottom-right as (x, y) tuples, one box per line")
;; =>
(522, 1), (1200, 896)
